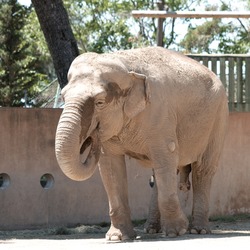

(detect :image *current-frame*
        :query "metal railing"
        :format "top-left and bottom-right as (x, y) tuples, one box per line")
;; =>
(188, 54), (250, 112)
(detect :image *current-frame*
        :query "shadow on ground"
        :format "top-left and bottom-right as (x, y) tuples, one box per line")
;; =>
(1, 216), (250, 242)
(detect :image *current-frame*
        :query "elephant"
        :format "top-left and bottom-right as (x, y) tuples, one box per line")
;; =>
(145, 165), (192, 234)
(55, 47), (228, 240)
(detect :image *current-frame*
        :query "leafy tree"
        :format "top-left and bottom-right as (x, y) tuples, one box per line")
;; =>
(61, 0), (249, 54)
(63, 0), (134, 53)
(23, 9), (55, 81)
(0, 0), (47, 107)
(64, 0), (199, 52)
(9, 0), (248, 106)
(180, 1), (250, 53)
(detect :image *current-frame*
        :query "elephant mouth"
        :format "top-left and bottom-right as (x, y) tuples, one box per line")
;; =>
(80, 136), (92, 155)
(79, 127), (100, 165)
(80, 136), (94, 164)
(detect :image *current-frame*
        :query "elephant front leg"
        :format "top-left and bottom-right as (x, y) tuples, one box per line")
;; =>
(99, 153), (136, 241)
(153, 149), (189, 237)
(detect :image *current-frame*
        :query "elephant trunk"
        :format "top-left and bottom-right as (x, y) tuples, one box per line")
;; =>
(55, 98), (100, 181)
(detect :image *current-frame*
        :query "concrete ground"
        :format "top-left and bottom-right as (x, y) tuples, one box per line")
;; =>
(1, 218), (250, 250)
(1, 236), (250, 250)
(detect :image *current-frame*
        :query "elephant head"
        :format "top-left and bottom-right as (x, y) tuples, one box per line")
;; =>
(55, 53), (150, 181)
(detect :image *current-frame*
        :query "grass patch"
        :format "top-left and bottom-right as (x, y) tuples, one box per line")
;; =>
(54, 227), (72, 235)
(51, 224), (107, 235)
(98, 221), (110, 228)
(209, 213), (250, 223)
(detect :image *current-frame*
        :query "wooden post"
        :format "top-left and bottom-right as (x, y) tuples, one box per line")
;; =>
(246, 58), (250, 111)
(156, 1), (165, 46)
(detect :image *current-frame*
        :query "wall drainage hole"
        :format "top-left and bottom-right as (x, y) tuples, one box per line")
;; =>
(40, 174), (54, 189)
(0, 173), (10, 190)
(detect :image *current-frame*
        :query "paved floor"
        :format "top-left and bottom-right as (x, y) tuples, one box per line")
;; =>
(1, 235), (250, 250)
(1, 219), (250, 250)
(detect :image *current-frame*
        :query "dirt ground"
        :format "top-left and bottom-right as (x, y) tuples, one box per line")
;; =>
(1, 215), (250, 250)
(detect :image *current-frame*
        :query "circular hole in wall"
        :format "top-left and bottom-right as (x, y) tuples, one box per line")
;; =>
(40, 173), (54, 189)
(0, 173), (11, 190)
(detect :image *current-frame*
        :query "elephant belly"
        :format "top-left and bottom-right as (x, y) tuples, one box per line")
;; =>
(125, 150), (150, 161)
(103, 137), (153, 167)
(178, 136), (209, 167)
(125, 150), (153, 168)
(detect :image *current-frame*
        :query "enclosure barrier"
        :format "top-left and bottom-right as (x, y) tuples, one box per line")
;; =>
(188, 54), (250, 112)
(0, 108), (250, 230)
(44, 54), (250, 111)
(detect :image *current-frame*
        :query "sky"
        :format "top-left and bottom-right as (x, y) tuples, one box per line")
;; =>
(18, 0), (31, 5)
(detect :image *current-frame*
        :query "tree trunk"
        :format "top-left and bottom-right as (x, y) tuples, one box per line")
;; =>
(31, 0), (79, 89)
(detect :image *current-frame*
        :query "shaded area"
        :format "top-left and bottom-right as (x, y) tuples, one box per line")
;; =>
(0, 215), (250, 242)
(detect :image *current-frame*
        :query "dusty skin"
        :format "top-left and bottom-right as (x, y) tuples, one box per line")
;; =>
(1, 216), (250, 249)
(55, 47), (228, 239)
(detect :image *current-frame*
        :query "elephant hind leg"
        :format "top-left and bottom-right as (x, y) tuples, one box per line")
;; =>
(191, 137), (222, 234)
(191, 99), (227, 234)
(179, 164), (192, 192)
(190, 160), (215, 234)
(145, 164), (192, 234)
(144, 173), (161, 234)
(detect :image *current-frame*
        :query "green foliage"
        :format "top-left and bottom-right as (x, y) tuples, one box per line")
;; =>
(1, 0), (249, 106)
(23, 9), (55, 80)
(180, 19), (224, 53)
(180, 0), (250, 53)
(0, 0), (48, 107)
(64, 0), (133, 53)
(64, 0), (196, 52)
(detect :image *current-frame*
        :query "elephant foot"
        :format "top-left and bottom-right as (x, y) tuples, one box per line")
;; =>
(190, 220), (211, 234)
(144, 220), (161, 234)
(161, 215), (189, 237)
(190, 227), (210, 234)
(105, 224), (136, 241)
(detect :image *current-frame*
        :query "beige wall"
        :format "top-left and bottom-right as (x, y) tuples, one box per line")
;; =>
(0, 108), (249, 230)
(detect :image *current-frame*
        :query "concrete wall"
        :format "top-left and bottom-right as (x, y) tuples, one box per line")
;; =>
(0, 108), (249, 230)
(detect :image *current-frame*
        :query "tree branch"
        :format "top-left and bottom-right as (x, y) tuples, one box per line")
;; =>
(165, 18), (176, 48)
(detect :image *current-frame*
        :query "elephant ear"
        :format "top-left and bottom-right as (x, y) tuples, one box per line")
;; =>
(124, 71), (151, 119)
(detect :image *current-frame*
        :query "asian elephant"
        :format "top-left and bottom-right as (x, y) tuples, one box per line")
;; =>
(55, 47), (228, 240)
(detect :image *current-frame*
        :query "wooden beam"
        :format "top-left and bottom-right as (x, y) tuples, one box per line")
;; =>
(132, 10), (250, 19)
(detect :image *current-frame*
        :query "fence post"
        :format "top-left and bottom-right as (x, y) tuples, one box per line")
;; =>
(246, 58), (250, 111)
(236, 57), (243, 111)
(211, 57), (217, 75)
(220, 57), (227, 89)
(228, 57), (235, 111)
(202, 57), (209, 68)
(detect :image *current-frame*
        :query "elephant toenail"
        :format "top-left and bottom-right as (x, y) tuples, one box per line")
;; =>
(168, 232), (177, 237)
(179, 229), (187, 236)
(191, 229), (198, 234)
(200, 229), (207, 234)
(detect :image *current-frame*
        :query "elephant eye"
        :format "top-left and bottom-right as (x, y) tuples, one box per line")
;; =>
(95, 99), (106, 108)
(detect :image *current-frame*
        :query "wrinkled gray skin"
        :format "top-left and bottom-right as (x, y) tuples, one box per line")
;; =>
(55, 47), (228, 240)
